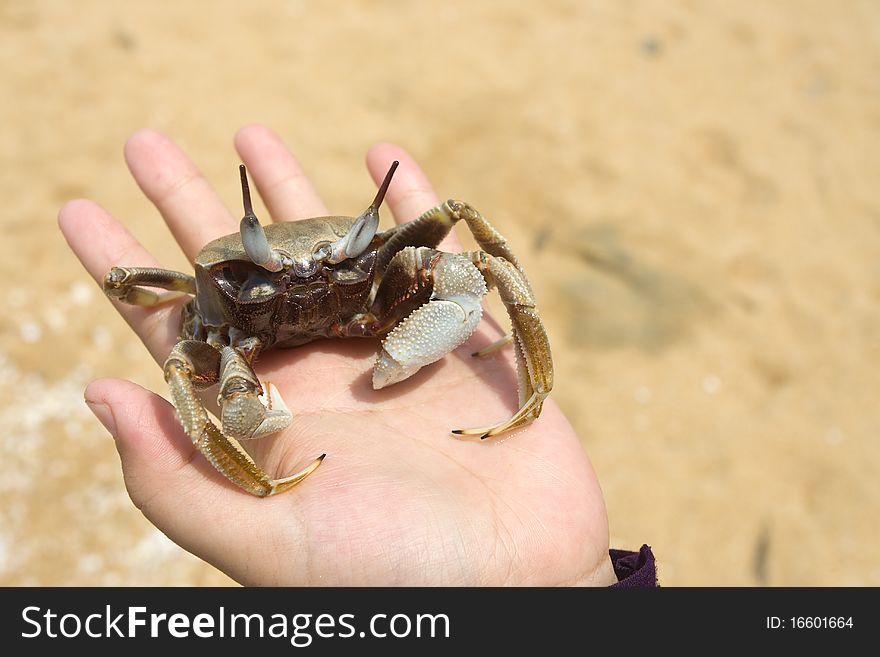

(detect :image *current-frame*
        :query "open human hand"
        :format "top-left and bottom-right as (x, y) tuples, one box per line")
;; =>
(58, 125), (614, 586)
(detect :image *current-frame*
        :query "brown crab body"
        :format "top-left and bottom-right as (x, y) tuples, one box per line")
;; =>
(187, 218), (380, 348)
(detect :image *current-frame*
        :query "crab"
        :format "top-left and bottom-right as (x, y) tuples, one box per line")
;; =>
(102, 161), (553, 497)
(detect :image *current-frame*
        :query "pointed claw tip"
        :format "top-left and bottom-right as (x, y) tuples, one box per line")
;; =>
(451, 429), (465, 435)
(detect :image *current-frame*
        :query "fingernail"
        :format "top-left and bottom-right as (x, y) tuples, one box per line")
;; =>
(85, 397), (118, 437)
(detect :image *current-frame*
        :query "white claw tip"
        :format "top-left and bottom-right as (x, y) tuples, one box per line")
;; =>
(372, 349), (417, 389)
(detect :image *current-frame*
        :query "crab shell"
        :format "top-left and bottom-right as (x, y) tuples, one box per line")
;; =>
(192, 217), (379, 348)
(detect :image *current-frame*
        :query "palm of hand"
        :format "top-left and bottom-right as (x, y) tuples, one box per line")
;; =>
(60, 126), (613, 586)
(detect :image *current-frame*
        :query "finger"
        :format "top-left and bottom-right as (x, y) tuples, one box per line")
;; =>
(366, 142), (462, 252)
(124, 129), (238, 261)
(84, 378), (257, 565)
(234, 124), (329, 221)
(58, 199), (181, 363)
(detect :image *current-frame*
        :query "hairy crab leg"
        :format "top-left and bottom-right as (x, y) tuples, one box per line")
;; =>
(164, 340), (324, 497)
(197, 422), (324, 497)
(453, 252), (553, 438)
(375, 199), (527, 279)
(103, 266), (195, 306)
(471, 333), (514, 358)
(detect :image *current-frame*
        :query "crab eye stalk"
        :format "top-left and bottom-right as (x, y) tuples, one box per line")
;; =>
(370, 159), (399, 212)
(239, 165), (285, 272)
(325, 160), (399, 264)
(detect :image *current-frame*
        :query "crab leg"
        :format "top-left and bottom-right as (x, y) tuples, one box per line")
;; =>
(164, 340), (323, 497)
(376, 199), (527, 279)
(471, 333), (514, 357)
(454, 252), (553, 438)
(103, 267), (195, 306)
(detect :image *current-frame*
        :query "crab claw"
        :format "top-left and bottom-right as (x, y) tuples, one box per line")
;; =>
(239, 165), (285, 272)
(326, 160), (398, 264)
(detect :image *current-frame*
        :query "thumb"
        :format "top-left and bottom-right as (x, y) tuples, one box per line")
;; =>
(83, 378), (250, 558)
(85, 377), (197, 487)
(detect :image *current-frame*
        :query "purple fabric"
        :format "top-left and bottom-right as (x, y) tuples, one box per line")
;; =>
(608, 544), (658, 587)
